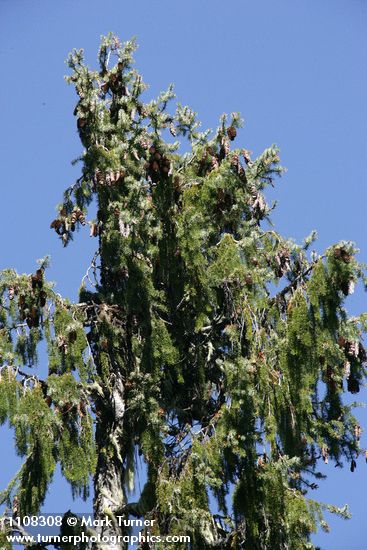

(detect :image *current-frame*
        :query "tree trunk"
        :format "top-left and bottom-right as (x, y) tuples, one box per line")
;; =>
(92, 373), (127, 549)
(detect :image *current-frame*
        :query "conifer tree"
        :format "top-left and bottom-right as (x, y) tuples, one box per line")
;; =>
(0, 34), (366, 549)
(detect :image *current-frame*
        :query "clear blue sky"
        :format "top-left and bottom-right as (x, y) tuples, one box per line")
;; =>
(1, 1), (367, 548)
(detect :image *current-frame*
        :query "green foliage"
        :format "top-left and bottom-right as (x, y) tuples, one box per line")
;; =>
(0, 269), (95, 515)
(0, 34), (366, 549)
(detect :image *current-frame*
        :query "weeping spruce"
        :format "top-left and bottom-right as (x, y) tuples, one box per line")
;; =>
(0, 34), (367, 549)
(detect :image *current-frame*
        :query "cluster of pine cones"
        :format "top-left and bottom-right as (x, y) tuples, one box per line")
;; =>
(56, 328), (77, 356)
(334, 246), (352, 263)
(274, 248), (291, 277)
(50, 208), (86, 236)
(338, 336), (366, 394)
(94, 168), (125, 187)
(195, 126), (237, 177)
(11, 269), (47, 328)
(102, 67), (127, 96)
(145, 145), (171, 183)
